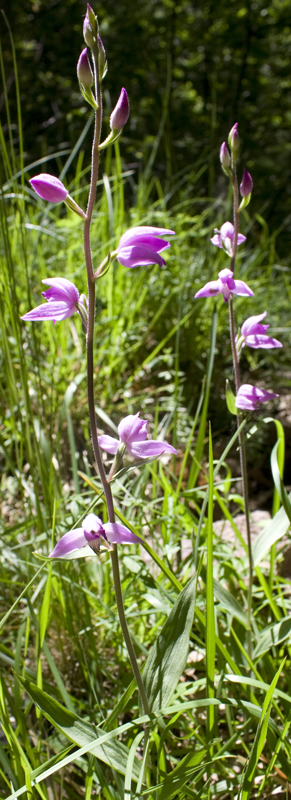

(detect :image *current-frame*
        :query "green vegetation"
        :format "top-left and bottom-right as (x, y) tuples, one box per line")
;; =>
(1, 5), (291, 799)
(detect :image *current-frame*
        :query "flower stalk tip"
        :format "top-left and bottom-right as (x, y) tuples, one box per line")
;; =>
(228, 122), (240, 157)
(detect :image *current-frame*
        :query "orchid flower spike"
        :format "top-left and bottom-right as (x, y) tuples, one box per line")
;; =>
(117, 226), (175, 269)
(235, 384), (279, 411)
(211, 222), (246, 257)
(49, 513), (140, 559)
(29, 174), (68, 204)
(239, 312), (282, 350)
(194, 268), (253, 303)
(98, 412), (177, 459)
(21, 278), (85, 323)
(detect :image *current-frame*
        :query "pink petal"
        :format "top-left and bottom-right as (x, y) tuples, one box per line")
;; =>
(129, 440), (177, 459)
(118, 413), (148, 446)
(98, 434), (119, 455)
(194, 281), (221, 298)
(241, 312), (268, 337)
(245, 334), (282, 349)
(210, 234), (222, 248)
(237, 233), (247, 246)
(232, 279), (254, 297)
(118, 226), (175, 248)
(49, 528), (86, 558)
(42, 277), (79, 304)
(103, 522), (140, 544)
(118, 245), (166, 268)
(29, 174), (68, 204)
(220, 221), (235, 242)
(82, 514), (103, 535)
(21, 301), (76, 321)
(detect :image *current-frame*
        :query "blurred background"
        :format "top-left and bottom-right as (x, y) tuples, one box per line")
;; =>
(2, 0), (291, 249)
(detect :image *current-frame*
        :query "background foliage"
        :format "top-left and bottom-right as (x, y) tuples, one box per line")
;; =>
(2, 0), (291, 250)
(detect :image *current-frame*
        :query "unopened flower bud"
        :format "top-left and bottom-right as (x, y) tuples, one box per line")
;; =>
(77, 48), (93, 88)
(220, 142), (231, 175)
(97, 35), (107, 80)
(228, 123), (240, 155)
(240, 168), (253, 197)
(110, 88), (129, 131)
(29, 174), (68, 203)
(83, 6), (95, 48)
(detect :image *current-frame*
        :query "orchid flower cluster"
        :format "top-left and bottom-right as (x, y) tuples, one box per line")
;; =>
(22, 5), (176, 571)
(195, 123), (282, 412)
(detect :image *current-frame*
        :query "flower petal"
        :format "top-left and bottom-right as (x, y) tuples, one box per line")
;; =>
(194, 281), (221, 298)
(241, 312), (268, 337)
(235, 384), (279, 411)
(103, 522), (140, 544)
(129, 440), (177, 458)
(42, 277), (79, 304)
(21, 301), (76, 321)
(98, 434), (119, 455)
(118, 245), (166, 268)
(118, 413), (148, 446)
(237, 233), (247, 246)
(29, 174), (68, 204)
(118, 226), (175, 248)
(232, 279), (254, 297)
(210, 234), (222, 248)
(245, 334), (283, 349)
(49, 528), (86, 558)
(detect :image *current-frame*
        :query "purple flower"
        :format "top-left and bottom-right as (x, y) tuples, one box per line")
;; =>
(235, 384), (279, 411)
(210, 222), (246, 257)
(77, 48), (93, 88)
(98, 412), (177, 459)
(240, 312), (282, 349)
(49, 513), (140, 559)
(194, 268), (253, 303)
(21, 278), (81, 322)
(240, 168), (253, 198)
(110, 88), (130, 131)
(117, 226), (175, 269)
(29, 174), (68, 204)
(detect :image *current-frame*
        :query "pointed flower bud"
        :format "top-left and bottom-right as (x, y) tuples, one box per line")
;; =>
(97, 35), (107, 80)
(220, 142), (231, 174)
(240, 168), (253, 197)
(77, 48), (93, 88)
(110, 88), (129, 131)
(29, 174), (68, 203)
(83, 6), (95, 48)
(228, 123), (240, 156)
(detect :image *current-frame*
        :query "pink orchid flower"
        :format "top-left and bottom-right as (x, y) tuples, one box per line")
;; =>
(98, 412), (177, 459)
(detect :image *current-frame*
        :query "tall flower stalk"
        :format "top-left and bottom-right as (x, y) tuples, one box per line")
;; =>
(23, 4), (177, 720)
(196, 125), (281, 661)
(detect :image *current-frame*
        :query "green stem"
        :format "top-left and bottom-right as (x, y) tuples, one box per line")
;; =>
(228, 158), (253, 660)
(82, 51), (149, 715)
(229, 302), (253, 661)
